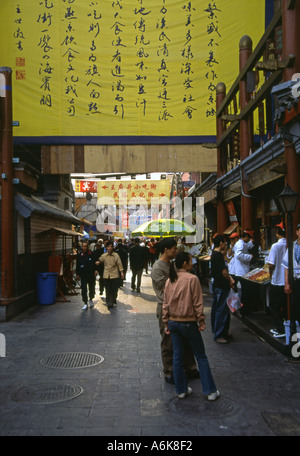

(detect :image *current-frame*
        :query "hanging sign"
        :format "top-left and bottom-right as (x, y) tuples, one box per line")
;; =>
(0, 0), (265, 143)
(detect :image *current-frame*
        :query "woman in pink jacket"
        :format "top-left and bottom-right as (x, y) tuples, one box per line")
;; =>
(163, 252), (219, 401)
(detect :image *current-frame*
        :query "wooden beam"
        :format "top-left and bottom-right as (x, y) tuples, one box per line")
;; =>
(41, 144), (218, 174)
(216, 9), (282, 117)
(217, 70), (283, 147)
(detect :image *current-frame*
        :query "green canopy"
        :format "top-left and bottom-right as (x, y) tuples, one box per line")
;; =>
(131, 218), (195, 238)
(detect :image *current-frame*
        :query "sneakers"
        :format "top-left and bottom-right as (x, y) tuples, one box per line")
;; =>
(207, 390), (220, 401)
(177, 387), (192, 399)
(82, 300), (94, 310)
(215, 337), (228, 344)
(270, 329), (285, 338)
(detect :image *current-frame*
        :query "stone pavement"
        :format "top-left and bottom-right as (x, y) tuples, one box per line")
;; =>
(1, 270), (300, 438)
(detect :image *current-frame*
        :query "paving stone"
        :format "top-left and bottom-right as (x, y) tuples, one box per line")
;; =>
(1, 271), (300, 437)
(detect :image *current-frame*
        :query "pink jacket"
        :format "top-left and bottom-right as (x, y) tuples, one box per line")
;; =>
(162, 269), (205, 325)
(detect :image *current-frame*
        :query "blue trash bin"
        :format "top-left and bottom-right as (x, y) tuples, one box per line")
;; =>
(36, 273), (57, 305)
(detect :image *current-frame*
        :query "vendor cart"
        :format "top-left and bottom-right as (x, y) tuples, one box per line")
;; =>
(239, 267), (271, 312)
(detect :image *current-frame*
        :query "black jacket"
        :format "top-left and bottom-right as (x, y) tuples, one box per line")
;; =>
(115, 246), (128, 270)
(129, 245), (145, 270)
(76, 250), (96, 278)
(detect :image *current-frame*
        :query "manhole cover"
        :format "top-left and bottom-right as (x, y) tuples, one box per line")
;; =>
(36, 327), (75, 336)
(13, 382), (83, 404)
(40, 352), (104, 369)
(167, 394), (238, 419)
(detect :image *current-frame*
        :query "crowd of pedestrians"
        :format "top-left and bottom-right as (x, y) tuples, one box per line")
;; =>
(73, 221), (300, 401)
(75, 237), (158, 309)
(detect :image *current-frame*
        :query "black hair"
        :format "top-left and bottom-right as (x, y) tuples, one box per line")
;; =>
(157, 237), (177, 254)
(213, 234), (225, 247)
(106, 240), (114, 247)
(276, 227), (286, 237)
(169, 252), (191, 283)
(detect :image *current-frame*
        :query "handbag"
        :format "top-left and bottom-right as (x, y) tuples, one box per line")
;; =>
(227, 288), (243, 313)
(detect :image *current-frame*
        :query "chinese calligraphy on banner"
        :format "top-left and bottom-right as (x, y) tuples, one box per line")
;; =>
(97, 179), (171, 205)
(0, 0), (265, 141)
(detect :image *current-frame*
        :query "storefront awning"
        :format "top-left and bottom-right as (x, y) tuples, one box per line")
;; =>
(37, 227), (84, 237)
(223, 223), (239, 235)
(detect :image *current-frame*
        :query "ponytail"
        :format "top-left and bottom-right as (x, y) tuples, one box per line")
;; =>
(169, 260), (178, 283)
(169, 252), (191, 283)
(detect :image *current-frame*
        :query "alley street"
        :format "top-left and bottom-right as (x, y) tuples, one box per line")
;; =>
(1, 270), (300, 439)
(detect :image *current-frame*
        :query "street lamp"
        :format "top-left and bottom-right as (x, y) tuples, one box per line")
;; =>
(276, 184), (299, 215)
(276, 183), (299, 354)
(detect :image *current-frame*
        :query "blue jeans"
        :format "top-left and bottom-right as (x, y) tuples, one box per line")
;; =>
(211, 287), (230, 340)
(168, 320), (217, 395)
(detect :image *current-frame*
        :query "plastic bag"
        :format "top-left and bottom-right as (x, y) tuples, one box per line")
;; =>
(227, 288), (243, 313)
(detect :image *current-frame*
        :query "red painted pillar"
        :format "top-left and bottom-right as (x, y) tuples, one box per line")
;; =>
(282, 0), (300, 231)
(0, 67), (14, 298)
(239, 36), (254, 232)
(216, 82), (228, 234)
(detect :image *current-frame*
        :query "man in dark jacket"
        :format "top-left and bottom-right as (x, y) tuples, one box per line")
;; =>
(76, 241), (97, 310)
(130, 238), (145, 293)
(115, 240), (128, 286)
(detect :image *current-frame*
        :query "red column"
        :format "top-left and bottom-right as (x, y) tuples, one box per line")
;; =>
(282, 0), (300, 231)
(216, 82), (228, 234)
(0, 67), (14, 298)
(239, 36), (254, 231)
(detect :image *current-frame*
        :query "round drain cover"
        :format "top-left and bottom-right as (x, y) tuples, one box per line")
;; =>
(36, 327), (75, 336)
(13, 382), (83, 404)
(167, 394), (238, 419)
(40, 352), (104, 369)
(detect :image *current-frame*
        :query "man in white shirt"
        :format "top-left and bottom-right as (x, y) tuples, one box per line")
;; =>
(282, 223), (300, 325)
(234, 231), (254, 277)
(267, 222), (287, 337)
(226, 232), (240, 278)
(234, 231), (254, 310)
(187, 242), (201, 279)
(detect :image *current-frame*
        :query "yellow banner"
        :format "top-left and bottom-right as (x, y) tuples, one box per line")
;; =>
(0, 1), (265, 140)
(97, 180), (170, 205)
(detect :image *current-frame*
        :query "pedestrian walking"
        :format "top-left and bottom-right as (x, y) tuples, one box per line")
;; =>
(267, 222), (287, 338)
(93, 239), (105, 296)
(76, 241), (97, 310)
(142, 240), (150, 274)
(130, 238), (145, 293)
(211, 234), (235, 343)
(97, 240), (124, 308)
(151, 237), (199, 385)
(149, 238), (157, 267)
(162, 251), (219, 400)
(115, 239), (128, 286)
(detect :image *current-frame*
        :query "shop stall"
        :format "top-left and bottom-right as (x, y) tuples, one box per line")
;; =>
(239, 266), (271, 312)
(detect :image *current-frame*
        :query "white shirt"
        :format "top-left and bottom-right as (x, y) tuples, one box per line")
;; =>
(189, 244), (201, 265)
(282, 240), (300, 279)
(267, 238), (287, 286)
(234, 239), (253, 276)
(228, 244), (237, 275)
